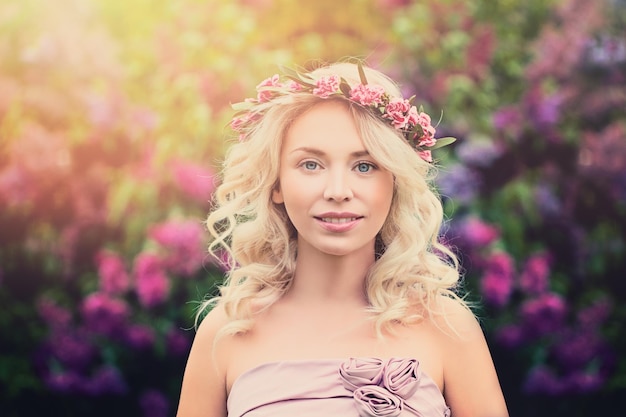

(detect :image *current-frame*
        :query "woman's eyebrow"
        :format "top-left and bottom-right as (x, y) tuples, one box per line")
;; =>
(290, 147), (370, 158)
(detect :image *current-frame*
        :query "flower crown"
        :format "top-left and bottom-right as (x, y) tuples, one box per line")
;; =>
(230, 63), (456, 162)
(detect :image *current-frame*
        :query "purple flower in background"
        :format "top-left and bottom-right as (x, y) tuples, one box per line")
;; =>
(149, 220), (205, 277)
(81, 292), (129, 337)
(456, 139), (503, 167)
(82, 365), (128, 396)
(495, 324), (526, 349)
(524, 366), (566, 395)
(521, 292), (567, 337)
(166, 327), (192, 356)
(45, 370), (83, 393)
(577, 298), (612, 328)
(37, 297), (72, 328)
(534, 184), (561, 218)
(124, 324), (156, 350)
(48, 328), (96, 371)
(552, 329), (605, 370)
(437, 164), (481, 205)
(139, 389), (170, 417)
(525, 87), (563, 133)
(519, 252), (551, 295)
(565, 370), (605, 394)
(492, 105), (523, 138)
(95, 250), (130, 295)
(134, 252), (170, 308)
(480, 251), (515, 308)
(172, 160), (216, 203)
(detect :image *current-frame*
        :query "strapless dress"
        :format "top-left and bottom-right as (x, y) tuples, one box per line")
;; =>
(227, 357), (450, 416)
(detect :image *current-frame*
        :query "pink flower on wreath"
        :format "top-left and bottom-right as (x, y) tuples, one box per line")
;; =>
(417, 150), (433, 163)
(383, 98), (412, 129)
(286, 80), (303, 92)
(313, 75), (340, 98)
(416, 112), (436, 142)
(256, 74), (281, 102)
(350, 84), (385, 106)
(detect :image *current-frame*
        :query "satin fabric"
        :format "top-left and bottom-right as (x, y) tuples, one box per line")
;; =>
(227, 357), (450, 417)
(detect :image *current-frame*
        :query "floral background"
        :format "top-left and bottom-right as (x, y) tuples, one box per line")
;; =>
(0, 0), (624, 416)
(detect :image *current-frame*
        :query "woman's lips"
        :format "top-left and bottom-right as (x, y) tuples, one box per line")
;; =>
(314, 214), (363, 232)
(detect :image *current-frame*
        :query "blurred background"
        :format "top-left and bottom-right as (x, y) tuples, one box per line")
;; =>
(1, 0), (624, 416)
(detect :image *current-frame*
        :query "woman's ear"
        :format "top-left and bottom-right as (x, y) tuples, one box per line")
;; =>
(272, 184), (284, 204)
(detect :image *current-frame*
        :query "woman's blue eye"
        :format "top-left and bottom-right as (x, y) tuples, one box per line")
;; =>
(304, 161), (318, 170)
(357, 162), (373, 173)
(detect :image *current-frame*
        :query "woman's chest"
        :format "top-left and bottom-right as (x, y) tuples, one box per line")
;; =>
(224, 314), (445, 393)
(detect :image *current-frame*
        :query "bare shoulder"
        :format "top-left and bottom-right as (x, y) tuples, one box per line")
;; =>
(429, 295), (484, 342)
(428, 296), (509, 417)
(176, 304), (230, 417)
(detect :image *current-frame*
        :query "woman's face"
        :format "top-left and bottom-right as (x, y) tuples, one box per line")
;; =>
(272, 101), (394, 258)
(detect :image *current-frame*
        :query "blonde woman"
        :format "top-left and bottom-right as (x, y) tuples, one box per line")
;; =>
(176, 62), (508, 417)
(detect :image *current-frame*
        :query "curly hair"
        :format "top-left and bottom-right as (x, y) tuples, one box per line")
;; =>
(198, 61), (466, 338)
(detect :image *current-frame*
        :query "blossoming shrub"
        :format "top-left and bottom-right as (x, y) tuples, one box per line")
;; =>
(0, 0), (401, 416)
(386, 0), (626, 414)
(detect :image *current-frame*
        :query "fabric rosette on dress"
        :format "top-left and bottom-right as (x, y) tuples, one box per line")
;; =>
(339, 358), (451, 417)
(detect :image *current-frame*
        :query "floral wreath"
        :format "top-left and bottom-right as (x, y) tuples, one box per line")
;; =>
(230, 63), (456, 163)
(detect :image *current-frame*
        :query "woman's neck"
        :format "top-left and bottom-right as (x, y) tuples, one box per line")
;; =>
(284, 241), (375, 306)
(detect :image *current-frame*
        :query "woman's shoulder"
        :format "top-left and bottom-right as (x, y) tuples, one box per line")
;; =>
(414, 294), (482, 342)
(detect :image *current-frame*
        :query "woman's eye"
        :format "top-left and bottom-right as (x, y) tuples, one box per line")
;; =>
(356, 162), (374, 173)
(303, 161), (318, 170)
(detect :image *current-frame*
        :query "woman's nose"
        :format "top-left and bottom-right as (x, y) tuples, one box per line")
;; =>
(323, 170), (353, 201)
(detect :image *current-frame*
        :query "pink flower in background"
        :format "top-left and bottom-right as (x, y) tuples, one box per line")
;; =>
(519, 252), (551, 294)
(350, 84), (385, 106)
(172, 161), (216, 203)
(133, 253), (170, 308)
(521, 292), (567, 337)
(481, 271), (513, 308)
(313, 75), (340, 98)
(480, 251), (515, 307)
(149, 220), (205, 276)
(95, 250), (130, 295)
(459, 217), (499, 247)
(81, 292), (130, 336)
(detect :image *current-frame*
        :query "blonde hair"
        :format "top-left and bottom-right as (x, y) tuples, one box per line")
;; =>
(199, 61), (466, 338)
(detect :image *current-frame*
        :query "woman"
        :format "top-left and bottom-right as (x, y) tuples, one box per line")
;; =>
(176, 61), (509, 417)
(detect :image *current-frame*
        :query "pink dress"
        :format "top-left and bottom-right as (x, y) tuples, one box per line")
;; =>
(227, 357), (451, 417)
